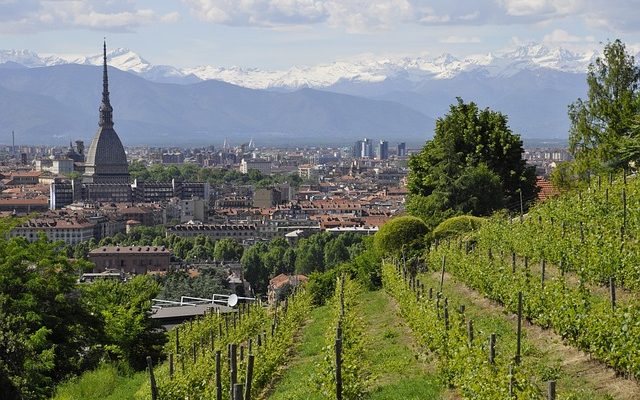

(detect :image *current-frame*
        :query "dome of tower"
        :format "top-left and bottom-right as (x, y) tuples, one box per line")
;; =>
(85, 127), (127, 167)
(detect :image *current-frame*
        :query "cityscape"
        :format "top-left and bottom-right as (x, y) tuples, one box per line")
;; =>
(1, 1), (639, 400)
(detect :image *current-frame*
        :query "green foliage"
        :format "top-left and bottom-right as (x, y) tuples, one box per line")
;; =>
(317, 277), (369, 399)
(373, 216), (428, 258)
(306, 269), (338, 306)
(82, 276), (166, 371)
(156, 268), (231, 301)
(295, 238), (326, 274)
(383, 262), (542, 399)
(408, 98), (537, 226)
(569, 39), (640, 172)
(425, 237), (640, 380)
(549, 161), (580, 192)
(52, 363), (146, 400)
(241, 242), (270, 293)
(213, 238), (244, 261)
(141, 288), (312, 399)
(431, 215), (485, 242)
(0, 237), (99, 399)
(128, 160), (302, 188)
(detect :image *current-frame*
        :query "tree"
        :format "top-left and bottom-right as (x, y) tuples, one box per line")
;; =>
(294, 239), (324, 275)
(0, 237), (100, 399)
(82, 275), (165, 370)
(408, 98), (536, 227)
(373, 216), (428, 258)
(213, 238), (244, 261)
(569, 39), (640, 172)
(241, 243), (270, 294)
(323, 237), (350, 268)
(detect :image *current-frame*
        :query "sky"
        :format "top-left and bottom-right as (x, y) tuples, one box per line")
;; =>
(0, 0), (639, 69)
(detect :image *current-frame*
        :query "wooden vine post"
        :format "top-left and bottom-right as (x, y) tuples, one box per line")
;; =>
(335, 336), (343, 400)
(516, 291), (523, 365)
(548, 380), (556, 400)
(244, 354), (254, 400)
(439, 255), (446, 294)
(610, 277), (616, 311)
(215, 350), (222, 400)
(146, 356), (157, 400)
(489, 333), (496, 364)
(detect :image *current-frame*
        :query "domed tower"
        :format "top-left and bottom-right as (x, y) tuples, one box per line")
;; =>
(83, 41), (129, 184)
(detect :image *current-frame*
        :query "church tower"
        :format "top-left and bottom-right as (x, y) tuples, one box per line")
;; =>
(83, 41), (130, 184)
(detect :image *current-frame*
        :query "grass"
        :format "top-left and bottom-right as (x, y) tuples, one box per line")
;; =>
(357, 290), (444, 400)
(52, 363), (147, 400)
(268, 290), (446, 400)
(267, 304), (332, 400)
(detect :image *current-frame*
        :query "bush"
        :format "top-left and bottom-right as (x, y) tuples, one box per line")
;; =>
(430, 215), (485, 242)
(306, 269), (338, 306)
(373, 216), (428, 258)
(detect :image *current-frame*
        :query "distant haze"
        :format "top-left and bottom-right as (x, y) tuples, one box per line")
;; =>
(0, 43), (621, 146)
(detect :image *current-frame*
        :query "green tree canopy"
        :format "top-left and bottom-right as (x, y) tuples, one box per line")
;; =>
(408, 98), (536, 228)
(213, 238), (244, 261)
(0, 237), (100, 399)
(569, 39), (640, 171)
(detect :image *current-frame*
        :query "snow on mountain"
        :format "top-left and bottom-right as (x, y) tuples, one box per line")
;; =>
(0, 43), (609, 89)
(0, 49), (67, 68)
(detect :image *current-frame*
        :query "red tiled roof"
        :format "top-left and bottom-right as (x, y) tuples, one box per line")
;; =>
(536, 177), (559, 201)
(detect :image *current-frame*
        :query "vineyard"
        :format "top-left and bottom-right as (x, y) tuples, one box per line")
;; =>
(52, 175), (640, 400)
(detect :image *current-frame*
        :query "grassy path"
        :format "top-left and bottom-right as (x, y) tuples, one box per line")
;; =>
(266, 304), (332, 400)
(357, 290), (448, 400)
(268, 290), (449, 399)
(420, 270), (640, 399)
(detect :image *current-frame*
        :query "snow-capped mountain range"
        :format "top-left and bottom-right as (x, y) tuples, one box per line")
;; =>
(0, 44), (605, 89)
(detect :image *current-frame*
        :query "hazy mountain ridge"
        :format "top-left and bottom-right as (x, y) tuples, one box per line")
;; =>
(0, 64), (433, 146)
(2, 43), (631, 143)
(0, 43), (607, 88)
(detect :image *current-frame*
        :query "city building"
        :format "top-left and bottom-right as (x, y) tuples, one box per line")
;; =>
(240, 158), (272, 175)
(397, 142), (406, 157)
(34, 157), (75, 175)
(253, 187), (282, 208)
(377, 140), (389, 160)
(167, 222), (257, 241)
(9, 217), (96, 245)
(88, 245), (172, 274)
(83, 42), (130, 187)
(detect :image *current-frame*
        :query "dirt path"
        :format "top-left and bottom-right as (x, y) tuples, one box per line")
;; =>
(428, 271), (640, 400)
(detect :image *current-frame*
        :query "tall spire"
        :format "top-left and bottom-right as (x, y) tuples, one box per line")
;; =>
(99, 39), (114, 128)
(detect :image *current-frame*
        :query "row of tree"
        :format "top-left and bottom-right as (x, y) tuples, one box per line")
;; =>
(128, 161), (303, 188)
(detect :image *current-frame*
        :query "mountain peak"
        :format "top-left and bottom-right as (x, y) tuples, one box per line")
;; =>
(0, 42), (600, 88)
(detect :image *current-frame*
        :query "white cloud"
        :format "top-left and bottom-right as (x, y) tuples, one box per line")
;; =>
(440, 35), (481, 44)
(0, 0), (179, 32)
(542, 29), (583, 43)
(183, 0), (415, 32)
(498, 0), (580, 17)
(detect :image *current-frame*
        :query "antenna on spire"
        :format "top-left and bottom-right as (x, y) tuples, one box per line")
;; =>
(99, 39), (113, 128)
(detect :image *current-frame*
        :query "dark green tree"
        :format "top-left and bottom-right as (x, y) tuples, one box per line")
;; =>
(0, 237), (100, 399)
(82, 275), (165, 371)
(213, 238), (244, 261)
(408, 98), (536, 227)
(323, 237), (350, 268)
(568, 39), (640, 171)
(294, 238), (324, 275)
(241, 242), (270, 294)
